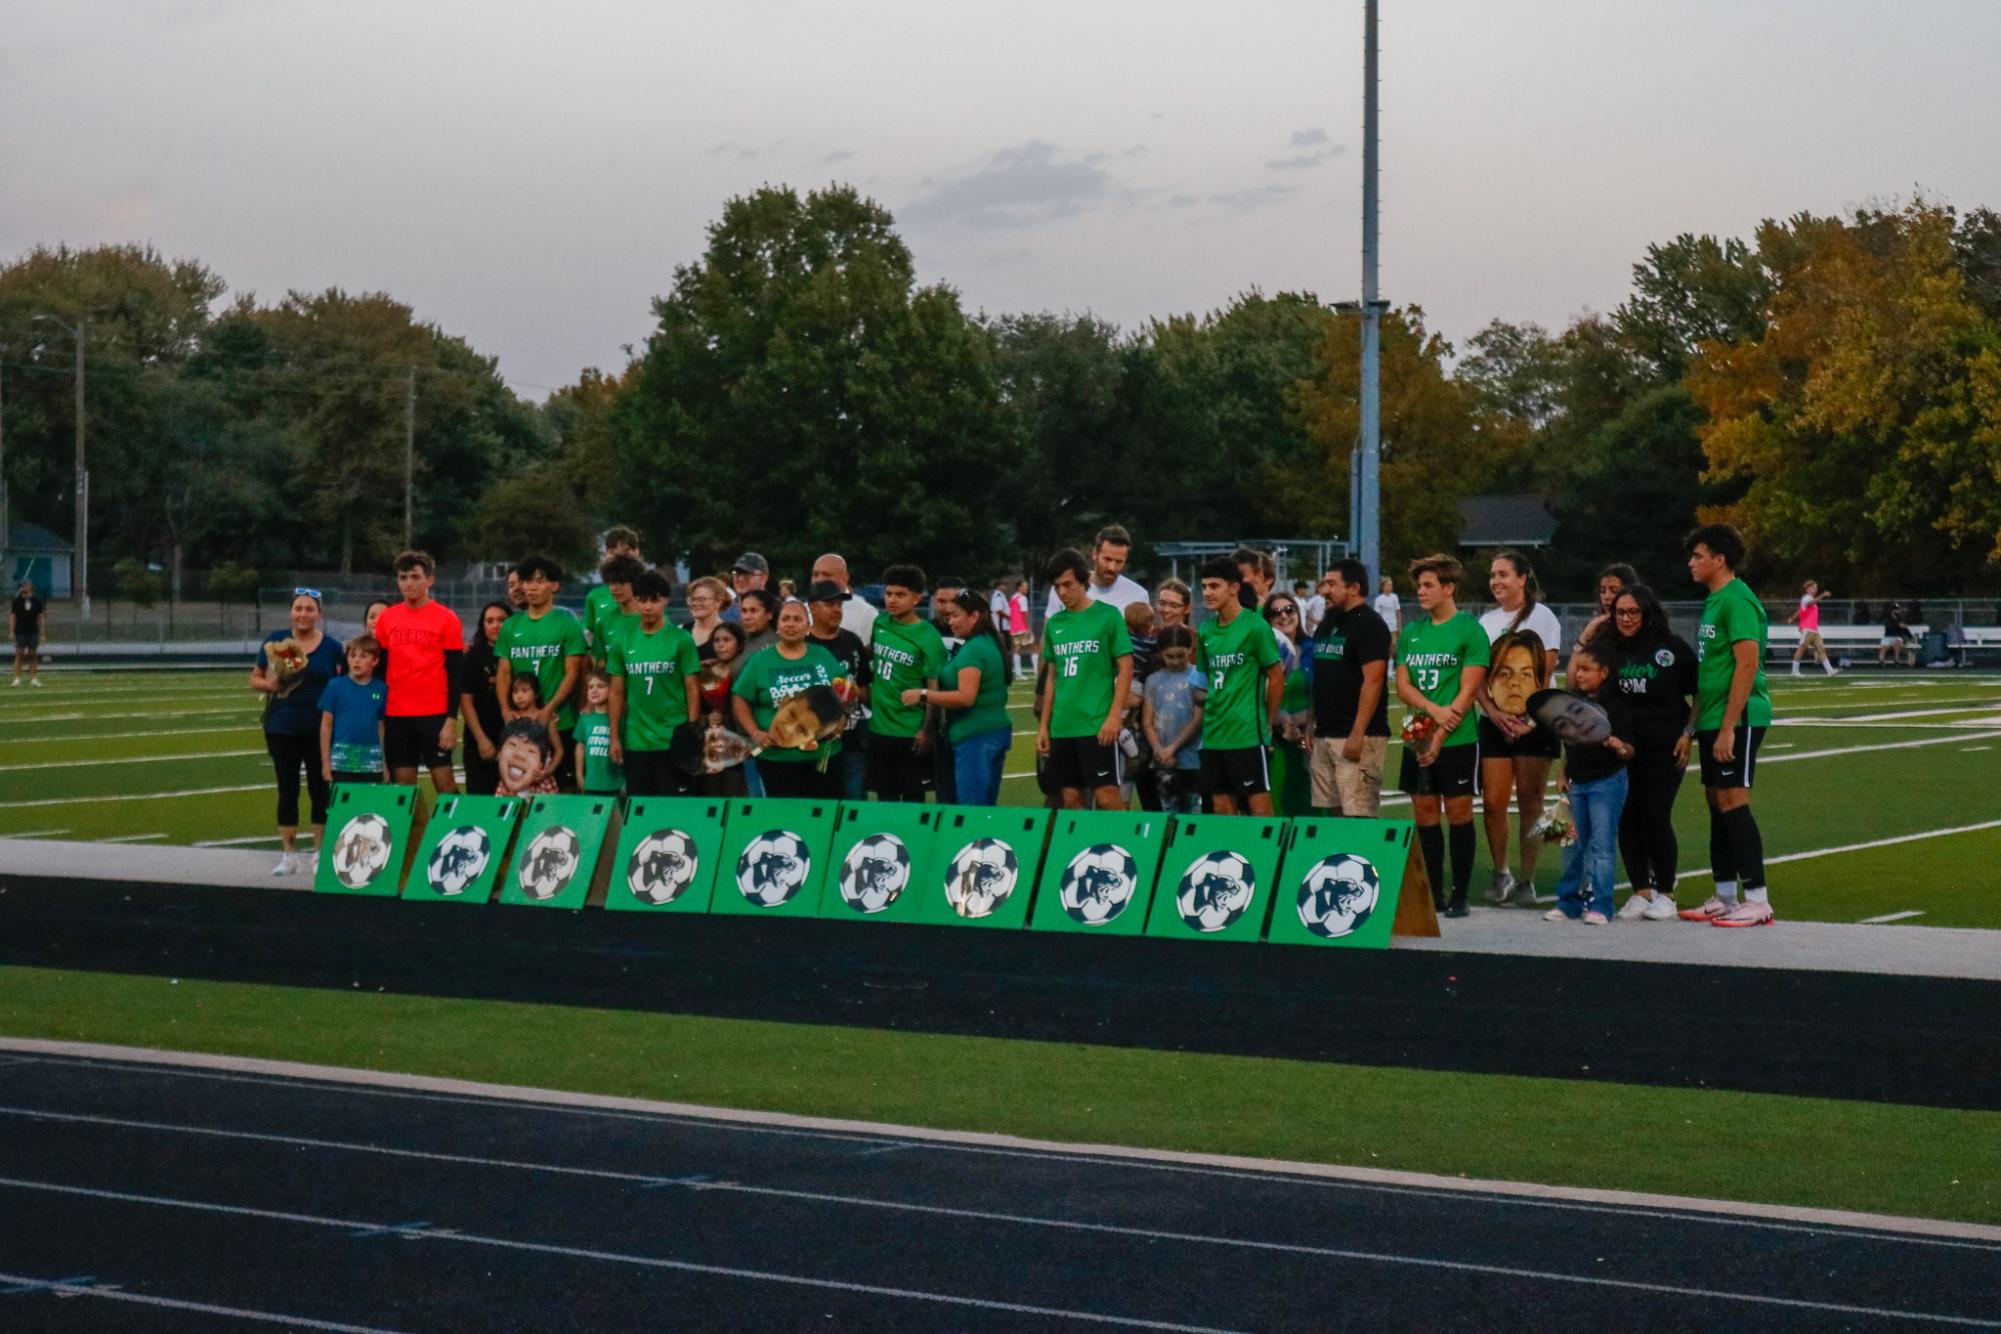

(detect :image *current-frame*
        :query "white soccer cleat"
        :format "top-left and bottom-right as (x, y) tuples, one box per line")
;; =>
(1641, 894), (1681, 921)
(1714, 899), (1776, 928)
(1678, 895), (1731, 922)
(271, 852), (299, 877)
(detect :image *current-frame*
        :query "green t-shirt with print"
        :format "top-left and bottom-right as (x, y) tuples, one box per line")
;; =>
(606, 619), (701, 751)
(1695, 577), (1773, 730)
(1397, 611), (1490, 749)
(945, 632), (1011, 743)
(731, 643), (848, 764)
(575, 712), (624, 793)
(496, 606), (589, 732)
(1197, 608), (1283, 749)
(870, 615), (948, 739)
(1045, 599), (1133, 739)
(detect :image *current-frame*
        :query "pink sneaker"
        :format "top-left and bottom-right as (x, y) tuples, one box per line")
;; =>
(1713, 899), (1776, 928)
(1678, 896), (1731, 922)
(1581, 910), (1610, 925)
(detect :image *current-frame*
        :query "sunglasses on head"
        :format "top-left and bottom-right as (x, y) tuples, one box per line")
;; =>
(293, 587), (321, 600)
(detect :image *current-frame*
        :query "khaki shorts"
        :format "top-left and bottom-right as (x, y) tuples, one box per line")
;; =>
(1799, 630), (1824, 651)
(1309, 735), (1388, 816)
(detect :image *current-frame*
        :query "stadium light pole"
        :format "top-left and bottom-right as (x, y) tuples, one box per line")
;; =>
(1355, 0), (1383, 585)
(32, 314), (88, 619)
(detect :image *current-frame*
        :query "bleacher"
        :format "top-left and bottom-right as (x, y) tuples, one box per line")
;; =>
(1765, 623), (2001, 667)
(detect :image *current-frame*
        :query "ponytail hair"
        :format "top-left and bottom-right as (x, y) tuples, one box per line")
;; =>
(1492, 549), (1542, 633)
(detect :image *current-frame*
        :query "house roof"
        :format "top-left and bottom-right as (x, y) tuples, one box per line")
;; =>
(3, 521), (74, 554)
(1458, 494), (1558, 548)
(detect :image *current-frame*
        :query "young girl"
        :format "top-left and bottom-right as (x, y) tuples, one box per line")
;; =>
(698, 623), (748, 797)
(573, 667), (624, 796)
(1545, 646), (1635, 925)
(500, 674), (563, 793)
(494, 718), (560, 798)
(1142, 625), (1206, 814)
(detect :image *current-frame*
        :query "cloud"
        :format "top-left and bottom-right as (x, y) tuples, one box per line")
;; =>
(1266, 145), (1347, 171)
(1211, 185), (1300, 211)
(820, 149), (855, 165)
(1166, 194), (1198, 209)
(1290, 127), (1330, 147)
(736, 147), (758, 160)
(901, 141), (1110, 230)
(707, 143), (732, 157)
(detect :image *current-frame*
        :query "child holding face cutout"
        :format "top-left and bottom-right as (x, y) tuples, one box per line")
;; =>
(1544, 646), (1634, 924)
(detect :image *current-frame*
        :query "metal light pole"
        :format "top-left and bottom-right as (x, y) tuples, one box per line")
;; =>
(1356, 0), (1383, 585)
(0, 349), (9, 557)
(32, 315), (87, 618)
(403, 366), (416, 551)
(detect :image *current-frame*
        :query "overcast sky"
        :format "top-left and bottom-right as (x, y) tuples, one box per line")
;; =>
(6, 0), (1999, 395)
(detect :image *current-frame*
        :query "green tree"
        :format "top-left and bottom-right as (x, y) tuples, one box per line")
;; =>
(1614, 233), (1772, 378)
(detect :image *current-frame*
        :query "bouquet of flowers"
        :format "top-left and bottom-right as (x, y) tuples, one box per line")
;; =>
(262, 637), (309, 697)
(1400, 713), (1437, 747)
(1531, 797), (1577, 847)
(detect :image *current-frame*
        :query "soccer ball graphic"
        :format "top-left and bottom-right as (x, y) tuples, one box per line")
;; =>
(838, 833), (910, 914)
(516, 825), (583, 901)
(735, 829), (812, 907)
(427, 826), (491, 896)
(330, 812), (393, 889)
(943, 838), (1018, 918)
(625, 829), (700, 906)
(1175, 851), (1256, 933)
(1296, 852), (1381, 938)
(1059, 843), (1138, 925)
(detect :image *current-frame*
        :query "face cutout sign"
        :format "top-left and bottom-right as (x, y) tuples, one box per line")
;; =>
(1488, 629), (1548, 717)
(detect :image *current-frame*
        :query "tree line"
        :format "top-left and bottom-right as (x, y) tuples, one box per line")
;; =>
(3, 187), (1997, 597)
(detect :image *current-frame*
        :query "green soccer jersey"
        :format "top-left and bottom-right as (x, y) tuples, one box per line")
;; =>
(944, 632), (1010, 743)
(575, 712), (624, 793)
(731, 643), (847, 764)
(583, 585), (621, 655)
(1397, 611), (1489, 749)
(1695, 577), (1772, 730)
(1197, 608), (1282, 749)
(496, 606), (589, 732)
(1045, 598), (1133, 739)
(606, 619), (701, 751)
(870, 615), (948, 739)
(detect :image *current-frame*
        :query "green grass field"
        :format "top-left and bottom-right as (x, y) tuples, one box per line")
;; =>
(3, 666), (1997, 925)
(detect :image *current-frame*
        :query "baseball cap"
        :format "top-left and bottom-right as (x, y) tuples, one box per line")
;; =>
(806, 579), (851, 603)
(732, 552), (770, 575)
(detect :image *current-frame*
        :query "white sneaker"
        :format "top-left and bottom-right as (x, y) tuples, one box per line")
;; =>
(1641, 894), (1680, 921)
(1542, 907), (1574, 922)
(1485, 868), (1516, 904)
(7, 678), (17, 687)
(29, 678), (42, 687)
(271, 853), (299, 877)
(1616, 892), (1653, 920)
(1581, 910), (1610, 925)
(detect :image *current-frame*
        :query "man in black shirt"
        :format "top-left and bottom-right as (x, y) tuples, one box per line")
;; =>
(808, 580), (875, 801)
(1306, 560), (1391, 815)
(11, 579), (47, 688)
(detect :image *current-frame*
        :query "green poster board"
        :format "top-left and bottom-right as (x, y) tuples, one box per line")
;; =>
(403, 794), (527, 905)
(918, 806), (1051, 929)
(1142, 814), (1288, 943)
(1266, 817), (1414, 949)
(313, 784), (421, 896)
(821, 803), (942, 924)
(604, 795), (730, 913)
(496, 794), (618, 909)
(709, 797), (841, 918)
(1028, 810), (1170, 935)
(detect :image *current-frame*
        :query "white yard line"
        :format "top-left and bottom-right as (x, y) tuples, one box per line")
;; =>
(1858, 910), (1927, 925)
(1672, 820), (2001, 887)
(7, 724), (261, 744)
(0, 783), (267, 811)
(94, 832), (168, 844)
(1, 828), (71, 839)
(1786, 704), (2001, 723)
(1761, 731), (2001, 764)
(0, 707), (258, 726)
(0, 749), (266, 773)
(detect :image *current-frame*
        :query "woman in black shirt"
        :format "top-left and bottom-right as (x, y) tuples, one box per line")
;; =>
(459, 601), (513, 797)
(1591, 585), (1697, 919)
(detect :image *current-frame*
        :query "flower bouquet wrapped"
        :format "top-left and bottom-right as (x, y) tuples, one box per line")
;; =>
(1531, 797), (1577, 847)
(263, 637), (309, 697)
(1400, 713), (1437, 748)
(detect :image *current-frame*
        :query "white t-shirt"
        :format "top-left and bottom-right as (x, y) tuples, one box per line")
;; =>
(1479, 602), (1564, 654)
(1046, 574), (1150, 618)
(1299, 593), (1327, 636)
(1373, 592), (1402, 634)
(839, 595), (876, 645)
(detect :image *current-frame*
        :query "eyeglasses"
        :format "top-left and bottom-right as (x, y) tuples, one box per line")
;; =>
(293, 587), (321, 600)
(1271, 607), (1298, 618)
(1614, 608), (1643, 619)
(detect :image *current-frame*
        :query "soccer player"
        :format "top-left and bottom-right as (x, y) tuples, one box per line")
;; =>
(1394, 554), (1489, 917)
(586, 553), (645, 665)
(375, 551), (463, 794)
(496, 555), (588, 791)
(1308, 561), (1392, 817)
(1374, 577), (1401, 638)
(1038, 548), (1134, 810)
(607, 568), (702, 797)
(869, 564), (946, 802)
(583, 527), (641, 646)
(1196, 556), (1285, 816)
(1791, 579), (1838, 676)
(1680, 524), (1777, 927)
(1043, 524), (1148, 616)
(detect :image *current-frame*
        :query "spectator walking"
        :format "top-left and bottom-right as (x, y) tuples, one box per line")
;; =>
(1475, 550), (1564, 905)
(1306, 561), (1391, 817)
(10, 578), (46, 686)
(908, 589), (1014, 805)
(1006, 577), (1033, 673)
(251, 590), (346, 875)
(1544, 645), (1635, 924)
(1592, 584), (1698, 920)
(1044, 525), (1149, 615)
(1791, 580), (1838, 676)
(374, 551), (462, 794)
(458, 601), (513, 799)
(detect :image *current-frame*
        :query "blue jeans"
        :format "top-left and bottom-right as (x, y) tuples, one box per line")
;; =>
(835, 739), (869, 802)
(951, 728), (1012, 807)
(1554, 768), (1628, 918)
(743, 757), (765, 799)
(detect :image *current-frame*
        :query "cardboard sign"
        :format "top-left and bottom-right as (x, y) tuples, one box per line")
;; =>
(821, 803), (942, 924)
(1266, 817), (1414, 949)
(604, 795), (730, 913)
(708, 797), (841, 918)
(496, 794), (619, 909)
(313, 784), (420, 896)
(1142, 815), (1288, 943)
(403, 794), (526, 905)
(919, 807), (1051, 929)
(1029, 810), (1169, 935)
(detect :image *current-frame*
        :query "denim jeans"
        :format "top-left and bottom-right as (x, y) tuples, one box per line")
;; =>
(1553, 767), (1628, 918)
(951, 728), (1012, 807)
(835, 729), (869, 802)
(743, 757), (765, 799)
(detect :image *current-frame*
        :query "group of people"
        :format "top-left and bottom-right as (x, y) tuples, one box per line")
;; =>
(248, 522), (1779, 932)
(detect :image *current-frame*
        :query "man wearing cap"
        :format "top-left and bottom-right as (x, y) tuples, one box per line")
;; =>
(810, 552), (876, 645)
(807, 579), (874, 800)
(723, 552), (769, 623)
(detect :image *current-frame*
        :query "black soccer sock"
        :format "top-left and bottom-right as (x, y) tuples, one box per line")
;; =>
(1721, 804), (1766, 891)
(1417, 824), (1446, 909)
(1708, 811), (1738, 894)
(1448, 820), (1476, 903)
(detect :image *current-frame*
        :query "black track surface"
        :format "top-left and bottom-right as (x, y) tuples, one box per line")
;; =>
(0, 1053), (1995, 1332)
(2, 875), (1998, 1108)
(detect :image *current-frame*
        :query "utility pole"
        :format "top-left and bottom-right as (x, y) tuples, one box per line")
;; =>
(402, 366), (416, 551)
(1356, 0), (1383, 585)
(0, 349), (9, 558)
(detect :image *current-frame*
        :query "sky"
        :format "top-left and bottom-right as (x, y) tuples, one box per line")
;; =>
(6, 0), (2000, 397)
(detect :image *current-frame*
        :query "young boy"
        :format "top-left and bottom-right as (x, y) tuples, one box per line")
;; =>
(496, 555), (588, 791)
(588, 553), (646, 666)
(870, 564), (947, 802)
(574, 668), (624, 795)
(374, 551), (462, 793)
(608, 569), (703, 798)
(1195, 555), (1285, 817)
(1394, 554), (1489, 917)
(1038, 548), (1134, 811)
(319, 635), (389, 787)
(495, 718), (560, 798)
(1142, 624), (1206, 814)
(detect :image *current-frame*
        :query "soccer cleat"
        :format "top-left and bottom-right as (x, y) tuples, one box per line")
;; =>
(271, 853), (299, 877)
(1581, 910), (1610, 925)
(1616, 892), (1652, 920)
(1713, 899), (1776, 928)
(1484, 868), (1516, 904)
(1542, 907), (1573, 922)
(1641, 894), (1681, 921)
(1678, 896), (1731, 921)
(1443, 894), (1470, 919)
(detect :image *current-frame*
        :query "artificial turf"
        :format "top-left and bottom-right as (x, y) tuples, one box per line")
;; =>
(2, 964), (1994, 1226)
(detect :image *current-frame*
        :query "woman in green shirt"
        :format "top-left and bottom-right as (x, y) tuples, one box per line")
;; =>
(730, 599), (848, 799)
(904, 589), (1014, 805)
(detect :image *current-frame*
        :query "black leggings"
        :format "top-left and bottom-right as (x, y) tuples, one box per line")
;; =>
(625, 749), (694, 798)
(759, 760), (839, 799)
(1618, 749), (1685, 895)
(265, 731), (330, 828)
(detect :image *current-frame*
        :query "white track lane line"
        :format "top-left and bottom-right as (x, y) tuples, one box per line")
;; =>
(0, 1176), (1246, 1334)
(0, 749), (265, 773)
(0, 1270), (409, 1334)
(0, 783), (267, 811)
